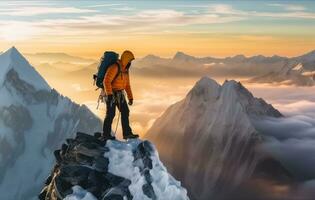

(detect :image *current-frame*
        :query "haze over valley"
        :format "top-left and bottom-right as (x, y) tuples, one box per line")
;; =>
(18, 49), (315, 137)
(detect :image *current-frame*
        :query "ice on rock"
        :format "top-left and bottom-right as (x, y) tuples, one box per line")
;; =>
(41, 132), (189, 200)
(64, 186), (97, 200)
(106, 139), (189, 200)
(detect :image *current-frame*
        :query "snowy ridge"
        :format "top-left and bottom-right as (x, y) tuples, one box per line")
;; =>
(0, 47), (50, 90)
(249, 52), (315, 86)
(106, 139), (188, 200)
(0, 47), (101, 200)
(40, 132), (189, 200)
(146, 77), (283, 200)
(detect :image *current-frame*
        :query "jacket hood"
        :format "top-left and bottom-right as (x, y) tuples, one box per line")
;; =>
(121, 50), (134, 70)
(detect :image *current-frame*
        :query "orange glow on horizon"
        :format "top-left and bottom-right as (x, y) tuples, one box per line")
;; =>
(1, 34), (315, 59)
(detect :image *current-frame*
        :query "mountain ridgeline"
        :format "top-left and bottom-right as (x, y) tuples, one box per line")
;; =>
(134, 50), (315, 86)
(0, 47), (102, 200)
(1, 46), (314, 200)
(145, 77), (294, 200)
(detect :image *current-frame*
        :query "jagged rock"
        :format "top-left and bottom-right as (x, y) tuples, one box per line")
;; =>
(40, 132), (189, 200)
(40, 132), (132, 200)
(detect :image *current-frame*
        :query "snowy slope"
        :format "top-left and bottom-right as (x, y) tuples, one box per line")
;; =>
(41, 132), (188, 200)
(0, 47), (102, 200)
(145, 77), (283, 200)
(0, 47), (50, 90)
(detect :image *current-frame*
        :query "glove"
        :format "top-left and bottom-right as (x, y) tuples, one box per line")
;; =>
(128, 99), (133, 106)
(106, 95), (113, 104)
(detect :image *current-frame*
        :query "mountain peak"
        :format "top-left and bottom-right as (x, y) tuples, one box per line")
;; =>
(173, 51), (195, 60)
(146, 77), (283, 198)
(4, 46), (24, 59)
(232, 54), (247, 61)
(7, 46), (18, 53)
(142, 54), (161, 60)
(188, 77), (221, 101)
(0, 47), (50, 90)
(195, 76), (220, 88)
(1, 46), (28, 66)
(188, 77), (282, 118)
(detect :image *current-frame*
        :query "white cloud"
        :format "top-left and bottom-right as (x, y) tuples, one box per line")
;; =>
(0, 21), (41, 41)
(111, 7), (135, 11)
(0, 6), (97, 16)
(269, 3), (306, 11)
(209, 4), (243, 15)
(0, 8), (245, 40)
(0, 1), (55, 6)
(209, 3), (315, 19)
(1, 3), (315, 41)
(252, 94), (315, 180)
(87, 3), (123, 8)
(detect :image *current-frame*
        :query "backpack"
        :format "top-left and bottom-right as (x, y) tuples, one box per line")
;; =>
(93, 51), (121, 89)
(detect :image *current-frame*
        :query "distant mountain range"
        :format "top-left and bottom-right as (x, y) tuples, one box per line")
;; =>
(22, 49), (315, 87)
(25, 52), (96, 65)
(249, 50), (315, 86)
(133, 50), (315, 85)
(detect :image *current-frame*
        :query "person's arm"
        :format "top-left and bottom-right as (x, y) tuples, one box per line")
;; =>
(125, 74), (133, 101)
(103, 65), (118, 96)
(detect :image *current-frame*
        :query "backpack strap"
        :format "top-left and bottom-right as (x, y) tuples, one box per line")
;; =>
(111, 62), (122, 83)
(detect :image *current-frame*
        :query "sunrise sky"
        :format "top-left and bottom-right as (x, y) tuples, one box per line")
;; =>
(0, 0), (315, 58)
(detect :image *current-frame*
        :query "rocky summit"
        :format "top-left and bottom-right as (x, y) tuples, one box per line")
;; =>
(39, 132), (189, 200)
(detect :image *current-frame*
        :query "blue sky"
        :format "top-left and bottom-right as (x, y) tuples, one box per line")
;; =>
(0, 0), (314, 57)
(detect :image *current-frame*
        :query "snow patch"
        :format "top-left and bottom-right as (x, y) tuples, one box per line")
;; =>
(105, 139), (189, 200)
(64, 186), (97, 200)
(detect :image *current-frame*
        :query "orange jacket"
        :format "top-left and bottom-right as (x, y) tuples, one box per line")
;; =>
(103, 50), (134, 100)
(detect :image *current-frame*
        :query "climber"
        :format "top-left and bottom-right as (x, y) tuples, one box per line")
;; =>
(102, 50), (139, 140)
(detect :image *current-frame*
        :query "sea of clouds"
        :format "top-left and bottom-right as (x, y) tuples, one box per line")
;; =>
(248, 85), (315, 198)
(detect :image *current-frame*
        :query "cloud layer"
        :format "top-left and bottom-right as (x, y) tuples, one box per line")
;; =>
(252, 99), (315, 198)
(0, 1), (315, 41)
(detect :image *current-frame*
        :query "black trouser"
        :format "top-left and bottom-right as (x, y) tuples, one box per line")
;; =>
(103, 91), (132, 137)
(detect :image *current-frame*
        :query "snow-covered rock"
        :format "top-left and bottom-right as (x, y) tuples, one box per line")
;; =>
(40, 132), (189, 200)
(145, 76), (284, 199)
(249, 51), (315, 86)
(0, 47), (101, 200)
(0, 47), (50, 90)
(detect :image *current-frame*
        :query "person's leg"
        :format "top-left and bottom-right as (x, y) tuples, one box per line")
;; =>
(117, 95), (133, 137)
(102, 99), (116, 138)
(118, 94), (139, 139)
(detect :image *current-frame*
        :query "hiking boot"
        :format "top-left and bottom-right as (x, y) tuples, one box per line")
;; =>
(101, 134), (116, 141)
(123, 133), (139, 140)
